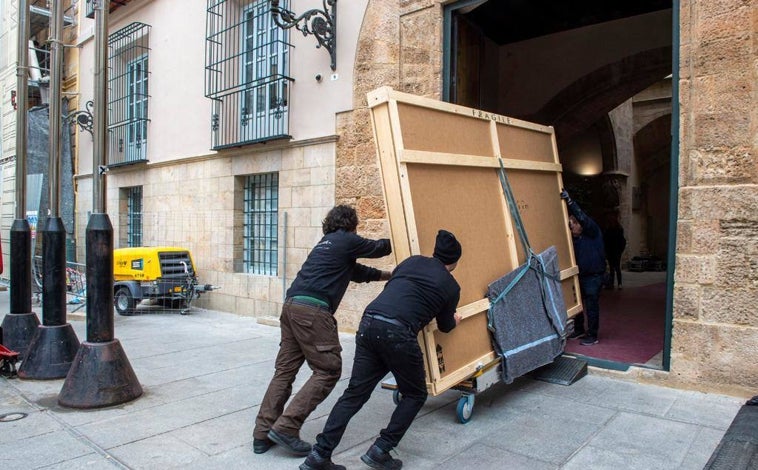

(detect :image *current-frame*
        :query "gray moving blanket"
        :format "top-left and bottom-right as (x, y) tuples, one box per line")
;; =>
(487, 246), (568, 384)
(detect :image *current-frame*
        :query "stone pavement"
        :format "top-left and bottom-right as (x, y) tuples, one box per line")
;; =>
(0, 289), (746, 470)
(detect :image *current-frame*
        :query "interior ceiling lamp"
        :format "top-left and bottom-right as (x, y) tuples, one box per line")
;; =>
(270, 0), (337, 71)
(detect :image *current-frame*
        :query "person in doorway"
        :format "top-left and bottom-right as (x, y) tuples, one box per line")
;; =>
(561, 190), (605, 346)
(299, 230), (463, 470)
(253, 205), (392, 457)
(603, 211), (627, 290)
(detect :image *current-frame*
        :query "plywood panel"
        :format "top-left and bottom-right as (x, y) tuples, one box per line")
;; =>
(367, 86), (581, 397)
(405, 164), (514, 306)
(398, 103), (494, 156)
(434, 313), (491, 379)
(507, 171), (574, 265)
(497, 123), (556, 163)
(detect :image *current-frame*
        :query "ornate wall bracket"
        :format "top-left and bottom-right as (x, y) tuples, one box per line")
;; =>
(64, 100), (94, 136)
(270, 0), (337, 71)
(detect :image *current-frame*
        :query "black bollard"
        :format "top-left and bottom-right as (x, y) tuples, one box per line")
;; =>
(1, 219), (40, 356)
(18, 217), (80, 379)
(58, 213), (142, 408)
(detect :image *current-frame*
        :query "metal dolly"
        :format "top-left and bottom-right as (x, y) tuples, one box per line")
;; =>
(381, 358), (503, 424)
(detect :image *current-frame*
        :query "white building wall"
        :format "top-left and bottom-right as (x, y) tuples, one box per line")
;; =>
(74, 0), (369, 318)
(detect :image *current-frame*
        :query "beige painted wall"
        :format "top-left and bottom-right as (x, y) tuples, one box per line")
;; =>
(75, 0), (370, 173)
(72, 0), (388, 326)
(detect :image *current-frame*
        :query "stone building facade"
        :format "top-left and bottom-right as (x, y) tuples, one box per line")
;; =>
(2, 0), (754, 398)
(337, 0), (757, 396)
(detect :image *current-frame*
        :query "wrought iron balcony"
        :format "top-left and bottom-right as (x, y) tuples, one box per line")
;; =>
(209, 74), (292, 150)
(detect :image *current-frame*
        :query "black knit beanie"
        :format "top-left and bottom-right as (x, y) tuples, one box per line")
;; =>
(433, 230), (462, 265)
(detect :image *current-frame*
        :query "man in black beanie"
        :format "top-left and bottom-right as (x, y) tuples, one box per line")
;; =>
(300, 230), (462, 470)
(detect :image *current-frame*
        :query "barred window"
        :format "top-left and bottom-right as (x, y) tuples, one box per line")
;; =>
(108, 23), (151, 166)
(206, 0), (292, 149)
(127, 186), (143, 247)
(243, 173), (278, 275)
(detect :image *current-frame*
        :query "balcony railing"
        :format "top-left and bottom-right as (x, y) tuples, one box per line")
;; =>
(209, 74), (292, 150)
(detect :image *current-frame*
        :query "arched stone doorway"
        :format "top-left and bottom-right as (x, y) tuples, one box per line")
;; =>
(444, 0), (674, 368)
(341, 0), (675, 369)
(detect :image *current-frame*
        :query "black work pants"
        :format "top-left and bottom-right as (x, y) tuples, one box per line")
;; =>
(607, 250), (623, 287)
(314, 315), (428, 457)
(576, 273), (604, 338)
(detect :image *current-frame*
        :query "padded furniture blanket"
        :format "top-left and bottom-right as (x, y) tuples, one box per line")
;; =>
(487, 246), (568, 384)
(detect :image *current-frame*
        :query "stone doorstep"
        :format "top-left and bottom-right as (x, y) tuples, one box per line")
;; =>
(257, 316), (280, 328)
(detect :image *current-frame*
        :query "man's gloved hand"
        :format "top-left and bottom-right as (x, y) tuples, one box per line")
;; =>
(560, 189), (572, 203)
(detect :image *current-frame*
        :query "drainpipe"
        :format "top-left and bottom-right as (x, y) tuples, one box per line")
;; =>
(282, 211), (287, 302)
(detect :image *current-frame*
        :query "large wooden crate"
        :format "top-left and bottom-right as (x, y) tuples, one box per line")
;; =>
(367, 87), (582, 396)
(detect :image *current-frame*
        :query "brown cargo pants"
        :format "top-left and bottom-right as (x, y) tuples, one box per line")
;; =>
(253, 299), (343, 440)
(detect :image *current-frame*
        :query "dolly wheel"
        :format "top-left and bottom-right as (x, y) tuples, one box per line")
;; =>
(115, 287), (136, 316)
(456, 394), (475, 424)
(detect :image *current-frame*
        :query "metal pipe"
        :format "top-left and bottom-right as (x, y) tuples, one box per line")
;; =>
(87, 0), (114, 342)
(93, 0), (109, 212)
(282, 211), (287, 302)
(29, 5), (74, 26)
(14, 0), (29, 219)
(48, 0), (64, 216)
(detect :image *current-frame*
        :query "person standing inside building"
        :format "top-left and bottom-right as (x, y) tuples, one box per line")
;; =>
(561, 190), (605, 346)
(603, 211), (627, 289)
(299, 230), (463, 470)
(254, 205), (392, 456)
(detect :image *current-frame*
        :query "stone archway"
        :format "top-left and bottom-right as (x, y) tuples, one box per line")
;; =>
(533, 47), (672, 143)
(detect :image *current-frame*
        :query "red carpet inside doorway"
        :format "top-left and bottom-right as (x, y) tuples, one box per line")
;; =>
(564, 280), (666, 365)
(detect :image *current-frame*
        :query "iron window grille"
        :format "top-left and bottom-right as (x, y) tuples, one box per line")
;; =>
(205, 0), (293, 149)
(243, 172), (278, 275)
(108, 22), (151, 167)
(126, 186), (143, 247)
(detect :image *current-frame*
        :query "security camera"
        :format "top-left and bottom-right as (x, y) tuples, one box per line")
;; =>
(315, 74), (322, 82)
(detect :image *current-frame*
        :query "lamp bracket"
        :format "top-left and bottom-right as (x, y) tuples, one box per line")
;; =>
(270, 0), (337, 71)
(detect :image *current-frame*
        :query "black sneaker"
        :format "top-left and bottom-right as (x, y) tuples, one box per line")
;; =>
(253, 437), (275, 454)
(267, 429), (312, 456)
(580, 336), (598, 346)
(299, 449), (346, 470)
(361, 445), (402, 470)
(567, 330), (585, 340)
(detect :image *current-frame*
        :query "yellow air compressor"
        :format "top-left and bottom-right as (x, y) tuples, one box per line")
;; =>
(113, 246), (217, 315)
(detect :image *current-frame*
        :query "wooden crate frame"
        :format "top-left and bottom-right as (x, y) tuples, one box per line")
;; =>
(368, 87), (582, 396)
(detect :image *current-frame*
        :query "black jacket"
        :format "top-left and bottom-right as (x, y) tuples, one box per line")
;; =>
(567, 201), (606, 276)
(365, 255), (460, 334)
(286, 230), (392, 312)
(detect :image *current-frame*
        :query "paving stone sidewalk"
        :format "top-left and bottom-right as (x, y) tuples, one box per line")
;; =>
(0, 291), (745, 469)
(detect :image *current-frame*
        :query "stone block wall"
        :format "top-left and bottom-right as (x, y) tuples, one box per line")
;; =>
(334, 1), (443, 330)
(75, 138), (340, 320)
(672, 0), (758, 394)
